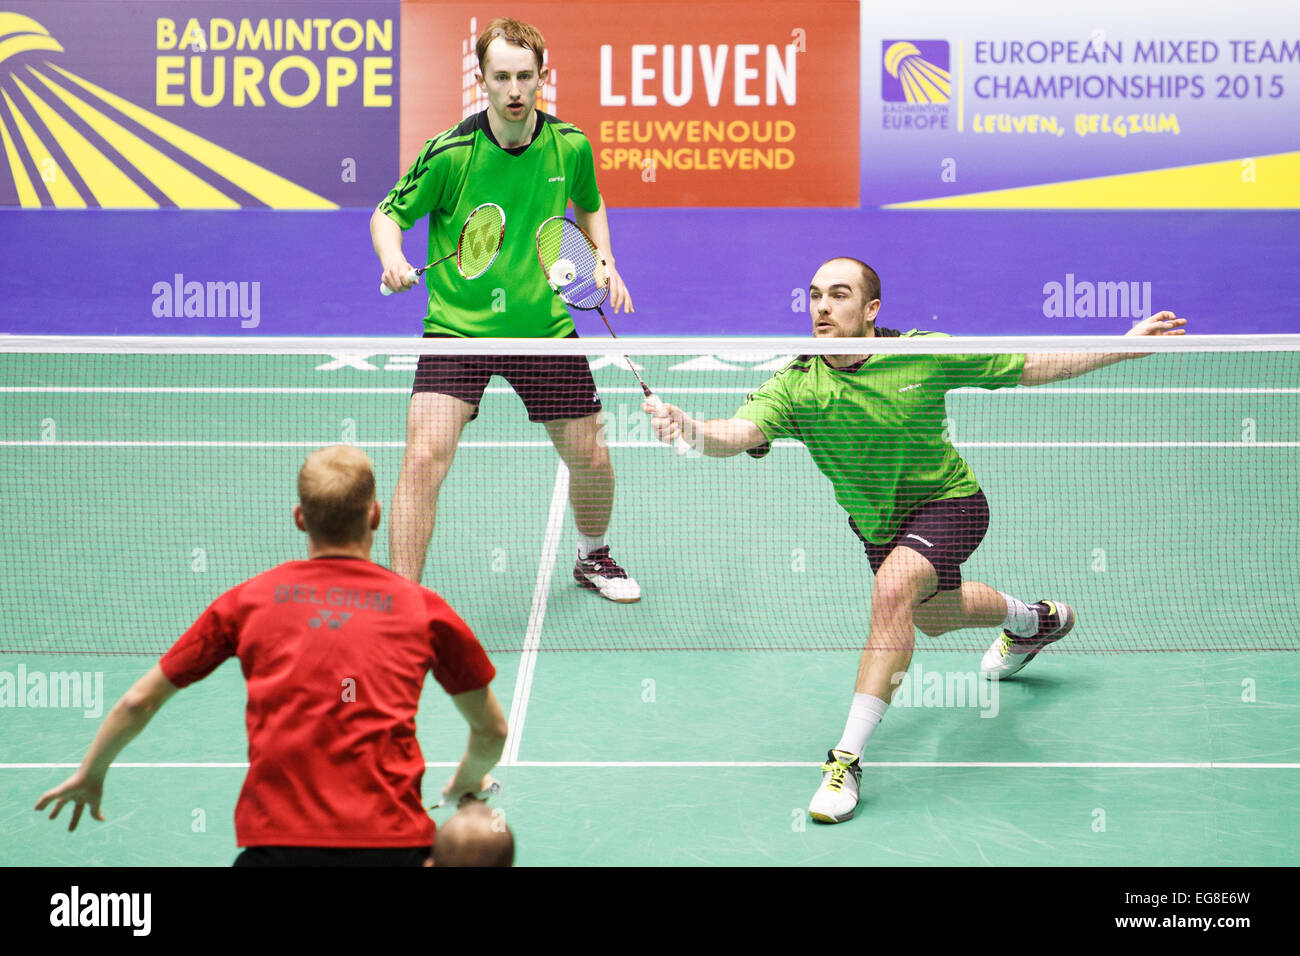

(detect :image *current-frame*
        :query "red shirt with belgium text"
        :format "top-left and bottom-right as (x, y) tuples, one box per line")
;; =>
(159, 557), (495, 848)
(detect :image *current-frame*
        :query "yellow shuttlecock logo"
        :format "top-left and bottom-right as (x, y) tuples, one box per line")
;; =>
(0, 12), (334, 208)
(883, 41), (951, 104)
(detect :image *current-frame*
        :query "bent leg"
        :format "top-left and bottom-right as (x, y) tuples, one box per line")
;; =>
(912, 581), (1008, 637)
(389, 393), (475, 583)
(854, 546), (938, 701)
(811, 546), (939, 823)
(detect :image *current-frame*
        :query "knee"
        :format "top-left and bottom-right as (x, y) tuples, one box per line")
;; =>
(585, 439), (611, 472)
(872, 578), (917, 618)
(563, 433), (609, 473)
(401, 440), (455, 488)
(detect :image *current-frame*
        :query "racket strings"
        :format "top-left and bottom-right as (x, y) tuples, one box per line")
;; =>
(537, 220), (607, 309)
(457, 205), (506, 278)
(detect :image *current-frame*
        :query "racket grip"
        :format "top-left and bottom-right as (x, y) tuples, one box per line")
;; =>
(644, 392), (693, 455)
(378, 270), (419, 297)
(430, 776), (501, 809)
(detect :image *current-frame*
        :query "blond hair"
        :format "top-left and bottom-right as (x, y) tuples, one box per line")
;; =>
(297, 445), (375, 545)
(432, 802), (515, 867)
(475, 17), (546, 73)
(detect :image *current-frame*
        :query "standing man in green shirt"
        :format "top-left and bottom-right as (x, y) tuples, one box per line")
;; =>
(371, 17), (640, 602)
(645, 257), (1187, 824)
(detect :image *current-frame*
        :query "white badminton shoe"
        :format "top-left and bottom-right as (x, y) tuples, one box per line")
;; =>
(981, 600), (1075, 680)
(808, 749), (862, 824)
(573, 547), (642, 603)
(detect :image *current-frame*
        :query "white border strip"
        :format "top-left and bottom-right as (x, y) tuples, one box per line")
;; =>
(6, 760), (1297, 770)
(3, 334), (1298, 354)
(501, 462), (569, 766)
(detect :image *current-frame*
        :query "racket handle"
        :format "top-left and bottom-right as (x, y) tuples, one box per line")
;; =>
(644, 392), (692, 455)
(430, 776), (501, 809)
(378, 269), (419, 297)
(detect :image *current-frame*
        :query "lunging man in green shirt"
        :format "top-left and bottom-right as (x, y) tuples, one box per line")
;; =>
(645, 257), (1187, 823)
(371, 17), (640, 602)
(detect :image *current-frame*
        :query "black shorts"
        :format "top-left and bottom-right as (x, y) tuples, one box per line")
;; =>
(233, 845), (431, 867)
(849, 491), (990, 596)
(413, 333), (602, 423)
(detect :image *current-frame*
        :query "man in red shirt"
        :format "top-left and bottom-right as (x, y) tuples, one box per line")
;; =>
(36, 445), (508, 866)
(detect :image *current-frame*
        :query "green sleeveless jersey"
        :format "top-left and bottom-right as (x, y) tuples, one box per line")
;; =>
(378, 111), (602, 337)
(735, 329), (1026, 544)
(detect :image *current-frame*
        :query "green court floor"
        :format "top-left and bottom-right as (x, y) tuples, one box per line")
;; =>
(2, 350), (1298, 864)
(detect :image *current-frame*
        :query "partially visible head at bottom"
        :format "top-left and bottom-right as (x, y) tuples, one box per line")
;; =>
(431, 802), (515, 867)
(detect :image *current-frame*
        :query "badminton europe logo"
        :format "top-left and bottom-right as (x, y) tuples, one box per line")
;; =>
(0, 11), (335, 208)
(881, 40), (952, 131)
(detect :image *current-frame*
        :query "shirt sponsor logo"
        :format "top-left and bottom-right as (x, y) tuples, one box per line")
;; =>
(548, 175), (566, 182)
(897, 383), (922, 392)
(274, 584), (394, 614)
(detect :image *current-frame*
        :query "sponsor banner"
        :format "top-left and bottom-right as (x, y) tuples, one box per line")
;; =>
(0, 2), (399, 208)
(400, 1), (858, 207)
(862, 0), (1300, 207)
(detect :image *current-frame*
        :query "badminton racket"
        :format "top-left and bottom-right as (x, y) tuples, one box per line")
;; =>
(535, 215), (690, 455)
(430, 775), (501, 810)
(380, 201), (505, 295)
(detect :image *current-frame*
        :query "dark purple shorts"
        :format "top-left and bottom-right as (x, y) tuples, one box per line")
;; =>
(849, 491), (990, 597)
(413, 334), (602, 423)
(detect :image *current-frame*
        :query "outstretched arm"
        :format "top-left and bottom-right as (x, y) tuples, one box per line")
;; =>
(1020, 311), (1187, 386)
(35, 664), (180, 830)
(643, 401), (768, 457)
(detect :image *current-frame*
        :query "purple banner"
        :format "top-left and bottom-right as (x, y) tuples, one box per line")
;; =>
(0, 1), (399, 208)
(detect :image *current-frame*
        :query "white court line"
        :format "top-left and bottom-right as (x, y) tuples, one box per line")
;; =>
(5, 440), (1298, 449)
(501, 461), (570, 766)
(6, 760), (1297, 770)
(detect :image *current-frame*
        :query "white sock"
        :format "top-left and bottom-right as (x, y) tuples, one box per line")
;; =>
(1000, 593), (1040, 637)
(578, 533), (606, 559)
(834, 693), (889, 758)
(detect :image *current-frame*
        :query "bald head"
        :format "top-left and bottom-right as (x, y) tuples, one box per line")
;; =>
(431, 802), (514, 867)
(296, 445), (377, 546)
(822, 257), (881, 303)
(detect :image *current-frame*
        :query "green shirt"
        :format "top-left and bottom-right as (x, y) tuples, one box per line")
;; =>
(378, 111), (603, 337)
(734, 329), (1026, 544)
